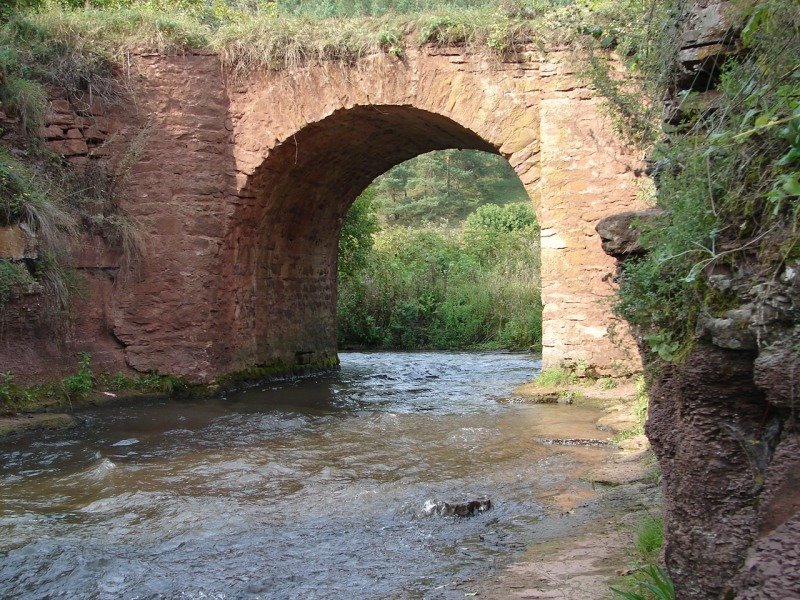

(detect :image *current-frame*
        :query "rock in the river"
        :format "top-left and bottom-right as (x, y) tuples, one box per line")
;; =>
(425, 498), (492, 517)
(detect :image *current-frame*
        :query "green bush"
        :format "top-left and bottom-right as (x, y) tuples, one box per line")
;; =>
(61, 351), (94, 398)
(598, 0), (800, 360)
(337, 200), (541, 350)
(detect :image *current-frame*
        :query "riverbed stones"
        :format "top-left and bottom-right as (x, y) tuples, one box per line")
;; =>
(0, 413), (77, 436)
(426, 498), (493, 518)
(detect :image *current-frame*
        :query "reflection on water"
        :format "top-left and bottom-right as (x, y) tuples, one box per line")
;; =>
(0, 352), (609, 599)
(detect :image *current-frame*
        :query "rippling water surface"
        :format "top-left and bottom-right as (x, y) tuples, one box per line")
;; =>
(0, 352), (607, 599)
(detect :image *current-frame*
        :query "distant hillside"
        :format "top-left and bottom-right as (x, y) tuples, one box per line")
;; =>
(369, 149), (529, 228)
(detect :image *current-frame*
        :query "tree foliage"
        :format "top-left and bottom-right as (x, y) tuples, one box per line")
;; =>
(338, 186), (380, 281)
(337, 197), (541, 350)
(372, 149), (529, 226)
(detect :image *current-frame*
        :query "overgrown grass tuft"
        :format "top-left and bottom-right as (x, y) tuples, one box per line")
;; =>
(612, 564), (674, 600)
(534, 367), (578, 387)
(0, 76), (47, 134)
(214, 15), (400, 76)
(610, 514), (673, 600)
(0, 148), (80, 310)
(0, 1), (646, 82)
(635, 515), (664, 561)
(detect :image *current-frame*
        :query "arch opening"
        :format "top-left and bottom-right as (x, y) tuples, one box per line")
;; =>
(336, 147), (541, 351)
(227, 105), (537, 370)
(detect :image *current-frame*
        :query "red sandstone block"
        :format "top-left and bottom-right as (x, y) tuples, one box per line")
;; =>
(49, 98), (72, 114)
(68, 155), (89, 173)
(83, 127), (106, 142)
(65, 128), (83, 139)
(38, 125), (64, 140)
(70, 94), (102, 118)
(44, 112), (74, 127)
(88, 145), (111, 158)
(93, 117), (111, 132)
(48, 139), (88, 156)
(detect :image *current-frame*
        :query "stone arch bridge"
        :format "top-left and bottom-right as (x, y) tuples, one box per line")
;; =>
(7, 47), (646, 382)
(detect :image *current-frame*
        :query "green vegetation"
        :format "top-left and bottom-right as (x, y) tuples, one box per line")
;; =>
(0, 352), (192, 412)
(592, 0), (800, 361)
(599, 376), (617, 390)
(612, 564), (674, 600)
(338, 151), (541, 350)
(0, 259), (35, 303)
(371, 149), (528, 227)
(337, 203), (541, 350)
(635, 515), (664, 561)
(611, 514), (673, 600)
(0, 148), (80, 311)
(534, 367), (578, 387)
(0, 0), (648, 80)
(61, 351), (94, 398)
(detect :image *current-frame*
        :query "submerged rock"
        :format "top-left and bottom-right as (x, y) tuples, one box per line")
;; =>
(424, 498), (492, 517)
(534, 437), (610, 448)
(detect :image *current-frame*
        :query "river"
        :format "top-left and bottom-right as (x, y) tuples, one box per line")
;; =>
(0, 352), (611, 599)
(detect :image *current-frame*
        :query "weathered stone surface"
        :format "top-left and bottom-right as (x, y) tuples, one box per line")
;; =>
(595, 208), (663, 258)
(646, 345), (768, 598)
(695, 306), (758, 349)
(38, 124), (65, 140)
(1, 48), (646, 382)
(0, 224), (37, 260)
(681, 0), (734, 48)
(47, 138), (88, 156)
(753, 341), (800, 409)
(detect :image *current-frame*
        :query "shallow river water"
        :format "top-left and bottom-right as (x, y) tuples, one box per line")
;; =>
(0, 352), (609, 599)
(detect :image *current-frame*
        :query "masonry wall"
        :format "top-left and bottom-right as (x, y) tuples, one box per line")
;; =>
(1, 47), (645, 382)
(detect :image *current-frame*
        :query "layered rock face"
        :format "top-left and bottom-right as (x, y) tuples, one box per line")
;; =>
(596, 2), (799, 595)
(599, 213), (799, 598)
(2, 47), (646, 382)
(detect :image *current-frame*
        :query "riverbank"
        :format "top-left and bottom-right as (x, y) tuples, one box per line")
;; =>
(0, 358), (340, 437)
(474, 376), (661, 599)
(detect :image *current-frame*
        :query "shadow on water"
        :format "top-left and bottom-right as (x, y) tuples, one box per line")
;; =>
(0, 351), (610, 599)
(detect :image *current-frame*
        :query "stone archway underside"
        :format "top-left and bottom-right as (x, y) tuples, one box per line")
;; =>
(17, 48), (646, 382)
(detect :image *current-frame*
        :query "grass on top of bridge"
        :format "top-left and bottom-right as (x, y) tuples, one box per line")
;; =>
(0, 0), (646, 77)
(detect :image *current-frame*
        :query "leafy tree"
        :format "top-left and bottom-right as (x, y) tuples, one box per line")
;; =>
(373, 149), (529, 226)
(338, 186), (379, 280)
